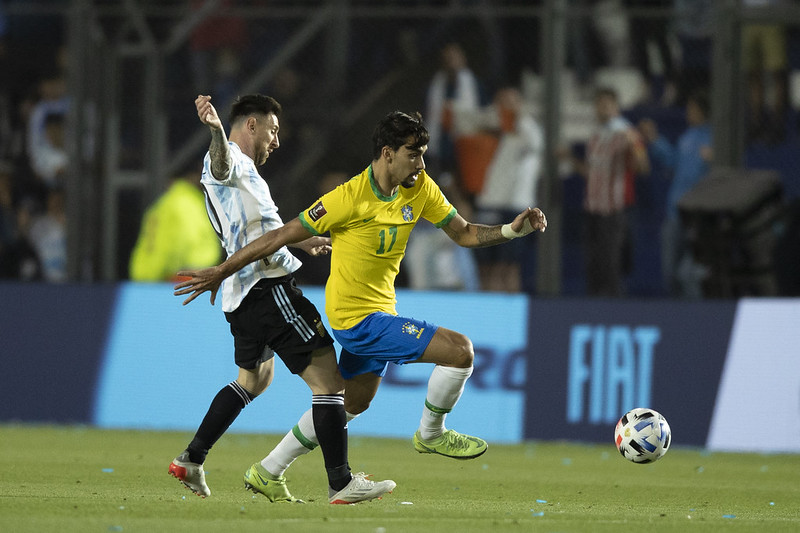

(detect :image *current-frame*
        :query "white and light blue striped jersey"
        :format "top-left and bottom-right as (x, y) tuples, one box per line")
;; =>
(200, 142), (301, 312)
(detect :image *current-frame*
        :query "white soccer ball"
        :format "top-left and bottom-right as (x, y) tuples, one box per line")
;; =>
(614, 407), (671, 464)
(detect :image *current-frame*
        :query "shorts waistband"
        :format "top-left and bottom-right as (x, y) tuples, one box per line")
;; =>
(253, 274), (294, 288)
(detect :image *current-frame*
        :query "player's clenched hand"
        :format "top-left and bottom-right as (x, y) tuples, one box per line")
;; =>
(509, 207), (547, 236)
(296, 235), (332, 257)
(527, 207), (547, 233)
(195, 95), (222, 131)
(174, 266), (224, 306)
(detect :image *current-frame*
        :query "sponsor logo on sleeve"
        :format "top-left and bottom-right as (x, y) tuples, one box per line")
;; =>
(308, 201), (327, 222)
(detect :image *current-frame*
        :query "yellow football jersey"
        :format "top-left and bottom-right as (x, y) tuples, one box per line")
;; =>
(299, 165), (456, 329)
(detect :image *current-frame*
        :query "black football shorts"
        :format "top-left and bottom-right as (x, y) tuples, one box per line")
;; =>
(224, 275), (333, 372)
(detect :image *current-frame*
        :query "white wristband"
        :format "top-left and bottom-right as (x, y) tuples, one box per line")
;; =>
(501, 223), (519, 239)
(501, 219), (534, 240)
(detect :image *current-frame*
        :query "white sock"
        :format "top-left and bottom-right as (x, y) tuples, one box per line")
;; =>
(261, 408), (315, 477)
(417, 365), (473, 441)
(261, 409), (360, 477)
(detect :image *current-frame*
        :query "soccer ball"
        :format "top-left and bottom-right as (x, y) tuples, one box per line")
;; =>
(614, 408), (671, 464)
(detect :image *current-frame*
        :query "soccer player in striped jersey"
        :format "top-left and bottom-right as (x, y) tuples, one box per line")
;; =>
(168, 94), (395, 505)
(175, 110), (547, 498)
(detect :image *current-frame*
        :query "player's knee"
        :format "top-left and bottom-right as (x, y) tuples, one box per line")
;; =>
(308, 377), (345, 396)
(238, 369), (273, 397)
(244, 379), (269, 398)
(258, 372), (275, 394)
(449, 333), (474, 368)
(344, 396), (370, 415)
(319, 379), (346, 396)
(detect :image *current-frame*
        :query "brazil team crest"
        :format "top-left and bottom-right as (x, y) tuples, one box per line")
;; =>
(401, 204), (413, 222)
(402, 321), (424, 339)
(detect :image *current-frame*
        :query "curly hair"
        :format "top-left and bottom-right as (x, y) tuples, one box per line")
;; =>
(371, 111), (430, 159)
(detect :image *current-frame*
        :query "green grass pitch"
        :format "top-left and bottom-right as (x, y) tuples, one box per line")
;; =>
(1, 425), (798, 532)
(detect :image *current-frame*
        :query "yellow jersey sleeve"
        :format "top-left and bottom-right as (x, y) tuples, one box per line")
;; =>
(419, 172), (457, 228)
(298, 181), (352, 236)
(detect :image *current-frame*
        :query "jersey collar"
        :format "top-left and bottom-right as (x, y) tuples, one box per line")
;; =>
(368, 164), (399, 202)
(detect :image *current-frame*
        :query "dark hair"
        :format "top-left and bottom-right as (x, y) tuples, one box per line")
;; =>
(594, 86), (618, 101)
(229, 94), (282, 125)
(371, 111), (430, 159)
(687, 89), (710, 117)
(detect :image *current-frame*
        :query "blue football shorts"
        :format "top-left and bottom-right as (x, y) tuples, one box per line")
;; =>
(332, 312), (439, 379)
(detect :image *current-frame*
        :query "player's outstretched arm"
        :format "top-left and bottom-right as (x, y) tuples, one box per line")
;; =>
(195, 94), (231, 181)
(289, 235), (331, 257)
(174, 218), (313, 305)
(441, 207), (547, 248)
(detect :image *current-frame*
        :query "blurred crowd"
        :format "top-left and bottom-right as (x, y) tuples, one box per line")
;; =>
(0, 2), (69, 283)
(2, 0), (799, 298)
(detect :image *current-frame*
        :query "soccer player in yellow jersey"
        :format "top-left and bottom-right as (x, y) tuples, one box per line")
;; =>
(176, 111), (546, 499)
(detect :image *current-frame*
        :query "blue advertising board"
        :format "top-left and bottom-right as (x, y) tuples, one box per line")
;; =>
(93, 284), (528, 443)
(524, 299), (737, 446)
(4, 282), (798, 452)
(0, 283), (118, 423)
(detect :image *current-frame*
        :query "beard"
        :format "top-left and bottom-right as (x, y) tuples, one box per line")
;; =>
(401, 174), (418, 188)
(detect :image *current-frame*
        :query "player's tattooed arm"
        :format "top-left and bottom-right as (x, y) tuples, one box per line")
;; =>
(475, 225), (505, 246)
(442, 208), (546, 248)
(441, 218), (505, 248)
(195, 94), (231, 181)
(208, 127), (232, 181)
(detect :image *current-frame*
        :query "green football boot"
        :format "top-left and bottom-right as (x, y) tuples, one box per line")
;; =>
(243, 462), (304, 503)
(412, 429), (488, 459)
